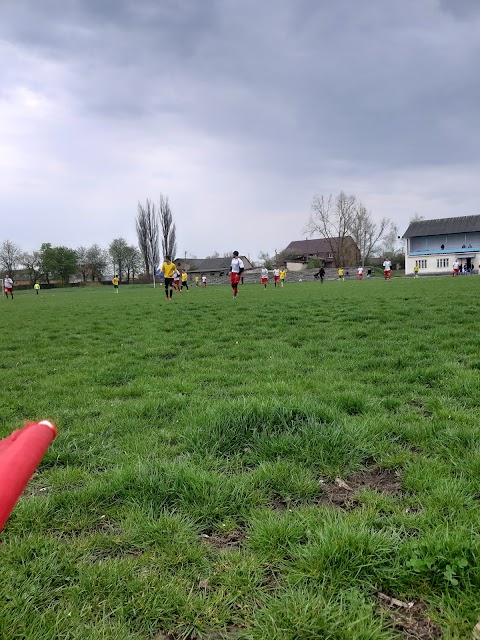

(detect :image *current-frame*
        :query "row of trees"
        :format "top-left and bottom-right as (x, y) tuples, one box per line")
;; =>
(307, 192), (390, 267)
(136, 195), (177, 279)
(0, 239), (143, 285)
(0, 193), (179, 285)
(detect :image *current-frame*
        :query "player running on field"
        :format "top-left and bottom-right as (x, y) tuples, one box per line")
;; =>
(201, 274), (207, 287)
(273, 266), (280, 287)
(230, 251), (244, 299)
(413, 264), (419, 278)
(4, 275), (13, 299)
(357, 266), (363, 281)
(452, 260), (459, 277)
(280, 268), (286, 287)
(338, 267), (344, 281)
(161, 256), (176, 300)
(261, 266), (268, 288)
(173, 266), (181, 292)
(383, 258), (392, 280)
(112, 274), (119, 292)
(181, 269), (189, 291)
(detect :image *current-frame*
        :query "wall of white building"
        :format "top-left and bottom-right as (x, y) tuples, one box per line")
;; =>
(405, 240), (480, 275)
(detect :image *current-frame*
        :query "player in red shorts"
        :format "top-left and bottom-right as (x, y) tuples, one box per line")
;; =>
(261, 266), (268, 288)
(4, 275), (13, 299)
(383, 258), (392, 280)
(357, 266), (363, 281)
(230, 251), (244, 298)
(273, 266), (280, 287)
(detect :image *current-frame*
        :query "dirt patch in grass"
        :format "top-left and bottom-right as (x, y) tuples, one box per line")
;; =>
(377, 593), (441, 639)
(152, 626), (244, 639)
(200, 531), (246, 550)
(407, 401), (433, 418)
(319, 465), (402, 509)
(92, 517), (122, 536)
(90, 547), (144, 562)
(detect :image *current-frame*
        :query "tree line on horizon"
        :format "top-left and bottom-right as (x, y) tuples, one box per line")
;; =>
(0, 193), (179, 285)
(0, 191), (413, 284)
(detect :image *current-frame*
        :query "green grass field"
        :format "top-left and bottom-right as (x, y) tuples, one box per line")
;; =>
(0, 277), (479, 640)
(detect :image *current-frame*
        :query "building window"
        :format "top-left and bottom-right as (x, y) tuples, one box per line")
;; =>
(327, 253), (333, 259)
(415, 259), (427, 269)
(436, 258), (449, 268)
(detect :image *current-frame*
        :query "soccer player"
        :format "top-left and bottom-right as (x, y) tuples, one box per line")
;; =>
(357, 266), (363, 281)
(261, 266), (268, 288)
(195, 276), (200, 286)
(273, 266), (280, 287)
(181, 269), (189, 291)
(452, 260), (459, 277)
(4, 275), (13, 299)
(413, 264), (419, 278)
(34, 282), (40, 294)
(230, 251), (244, 298)
(201, 274), (207, 287)
(112, 274), (119, 292)
(383, 258), (392, 280)
(338, 267), (344, 281)
(160, 256), (176, 300)
(173, 266), (181, 292)
(280, 268), (286, 287)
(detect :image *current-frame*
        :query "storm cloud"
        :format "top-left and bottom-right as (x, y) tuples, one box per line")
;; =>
(1, 0), (479, 258)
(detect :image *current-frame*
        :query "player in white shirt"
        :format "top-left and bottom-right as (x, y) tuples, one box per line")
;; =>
(273, 266), (280, 287)
(261, 267), (268, 288)
(383, 258), (392, 281)
(452, 261), (459, 277)
(4, 275), (13, 299)
(230, 251), (244, 298)
(173, 267), (181, 292)
(201, 274), (207, 287)
(357, 266), (363, 281)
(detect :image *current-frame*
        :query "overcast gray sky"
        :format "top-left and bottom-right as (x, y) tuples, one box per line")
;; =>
(1, 0), (479, 259)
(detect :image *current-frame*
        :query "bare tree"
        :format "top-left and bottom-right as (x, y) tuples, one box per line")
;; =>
(124, 245), (143, 283)
(109, 238), (130, 279)
(349, 204), (389, 266)
(258, 251), (274, 269)
(76, 246), (89, 282)
(0, 239), (22, 274)
(136, 199), (159, 278)
(205, 251), (220, 259)
(381, 223), (402, 256)
(307, 192), (358, 267)
(86, 244), (108, 281)
(159, 194), (177, 260)
(409, 212), (424, 224)
(21, 251), (42, 285)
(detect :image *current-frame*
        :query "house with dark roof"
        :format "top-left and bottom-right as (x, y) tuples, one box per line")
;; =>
(402, 215), (480, 275)
(174, 256), (253, 276)
(282, 237), (360, 269)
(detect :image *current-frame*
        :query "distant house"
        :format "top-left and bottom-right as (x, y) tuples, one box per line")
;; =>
(402, 215), (480, 275)
(174, 256), (253, 276)
(281, 237), (360, 269)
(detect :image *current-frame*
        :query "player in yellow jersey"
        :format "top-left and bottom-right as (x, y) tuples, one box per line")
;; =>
(160, 256), (176, 300)
(195, 275), (200, 286)
(112, 274), (119, 292)
(413, 264), (419, 278)
(279, 268), (286, 287)
(338, 267), (344, 281)
(181, 269), (189, 291)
